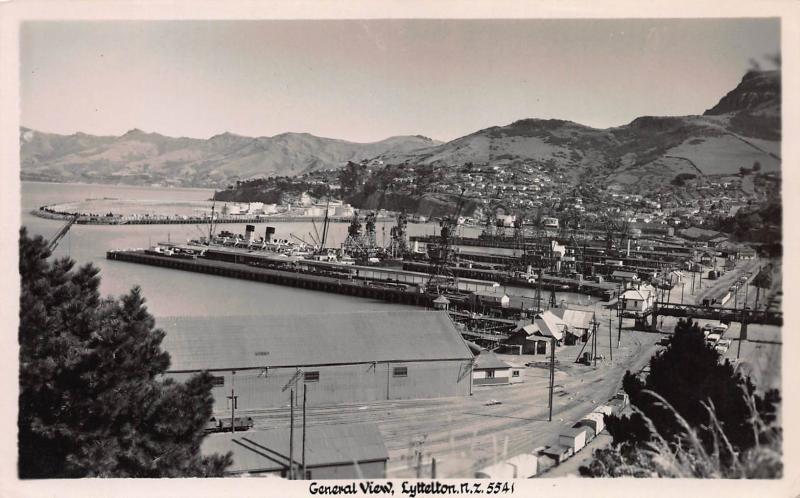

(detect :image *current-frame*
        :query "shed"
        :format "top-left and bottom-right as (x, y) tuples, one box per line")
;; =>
(611, 270), (639, 283)
(550, 308), (593, 345)
(503, 311), (565, 355)
(160, 311), (474, 411)
(472, 350), (512, 386)
(620, 287), (655, 315)
(201, 422), (388, 479)
(472, 289), (511, 308)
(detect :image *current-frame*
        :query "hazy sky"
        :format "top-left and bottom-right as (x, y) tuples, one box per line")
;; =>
(21, 19), (779, 142)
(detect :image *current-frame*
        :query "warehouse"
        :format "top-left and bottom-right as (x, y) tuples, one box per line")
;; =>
(160, 310), (474, 411)
(201, 422), (388, 478)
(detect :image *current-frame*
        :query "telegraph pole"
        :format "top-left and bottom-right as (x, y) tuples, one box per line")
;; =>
(609, 312), (613, 361)
(228, 388), (238, 433)
(289, 389), (295, 480)
(617, 299), (623, 347)
(548, 337), (556, 422)
(302, 384), (307, 480)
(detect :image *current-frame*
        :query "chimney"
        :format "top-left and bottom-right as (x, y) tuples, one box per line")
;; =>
(245, 224), (255, 242)
(265, 226), (276, 243)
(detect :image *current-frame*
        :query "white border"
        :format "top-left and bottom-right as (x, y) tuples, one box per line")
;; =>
(1, 1), (798, 497)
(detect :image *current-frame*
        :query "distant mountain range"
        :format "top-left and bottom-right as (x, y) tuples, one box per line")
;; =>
(21, 69), (780, 189)
(20, 129), (440, 187)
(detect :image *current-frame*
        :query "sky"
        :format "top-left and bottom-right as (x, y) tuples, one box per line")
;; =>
(20, 18), (780, 143)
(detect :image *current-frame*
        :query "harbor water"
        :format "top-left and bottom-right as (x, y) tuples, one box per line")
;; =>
(21, 182), (425, 318)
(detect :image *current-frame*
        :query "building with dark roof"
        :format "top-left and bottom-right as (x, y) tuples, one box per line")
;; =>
(160, 311), (474, 411)
(201, 422), (388, 478)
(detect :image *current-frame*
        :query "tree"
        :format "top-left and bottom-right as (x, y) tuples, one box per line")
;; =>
(18, 227), (231, 478)
(581, 318), (781, 477)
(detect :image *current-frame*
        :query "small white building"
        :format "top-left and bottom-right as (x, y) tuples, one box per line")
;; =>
(472, 289), (510, 308)
(620, 286), (656, 315)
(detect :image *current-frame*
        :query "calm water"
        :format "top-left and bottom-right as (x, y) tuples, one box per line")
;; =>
(21, 182), (596, 316)
(21, 182), (426, 318)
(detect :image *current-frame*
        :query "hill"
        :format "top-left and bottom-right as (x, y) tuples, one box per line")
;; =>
(20, 128), (440, 187)
(375, 70), (780, 191)
(21, 70), (780, 192)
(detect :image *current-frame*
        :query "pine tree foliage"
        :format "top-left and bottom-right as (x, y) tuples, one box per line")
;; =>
(18, 227), (232, 478)
(580, 318), (781, 478)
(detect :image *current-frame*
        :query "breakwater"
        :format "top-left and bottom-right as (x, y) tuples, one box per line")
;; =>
(34, 208), (392, 226)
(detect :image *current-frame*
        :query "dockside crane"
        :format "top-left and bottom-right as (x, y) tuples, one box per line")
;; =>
(425, 188), (466, 294)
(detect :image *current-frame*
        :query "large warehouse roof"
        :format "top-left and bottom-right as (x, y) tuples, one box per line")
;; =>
(202, 423), (388, 474)
(159, 311), (473, 372)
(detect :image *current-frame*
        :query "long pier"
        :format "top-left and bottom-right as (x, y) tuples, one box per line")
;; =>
(107, 250), (436, 306)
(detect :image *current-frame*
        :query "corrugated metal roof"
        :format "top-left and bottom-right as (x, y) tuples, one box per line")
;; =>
(201, 422), (388, 474)
(522, 311), (565, 340)
(550, 308), (593, 331)
(159, 311), (474, 371)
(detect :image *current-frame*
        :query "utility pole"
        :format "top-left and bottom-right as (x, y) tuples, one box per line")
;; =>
(593, 320), (598, 367)
(681, 282), (685, 305)
(548, 337), (556, 422)
(737, 310), (748, 359)
(617, 299), (622, 347)
(744, 282), (749, 308)
(302, 384), (307, 480)
(227, 388), (238, 433)
(289, 389), (295, 480)
(609, 312), (613, 361)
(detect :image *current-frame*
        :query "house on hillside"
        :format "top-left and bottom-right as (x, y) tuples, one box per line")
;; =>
(160, 311), (474, 410)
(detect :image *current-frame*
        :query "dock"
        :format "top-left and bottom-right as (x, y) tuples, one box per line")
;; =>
(107, 249), (439, 306)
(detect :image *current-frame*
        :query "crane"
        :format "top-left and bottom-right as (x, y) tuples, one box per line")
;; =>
(425, 188), (465, 294)
(47, 214), (80, 253)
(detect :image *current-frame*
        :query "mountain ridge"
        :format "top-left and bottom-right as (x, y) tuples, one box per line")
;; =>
(21, 69), (780, 188)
